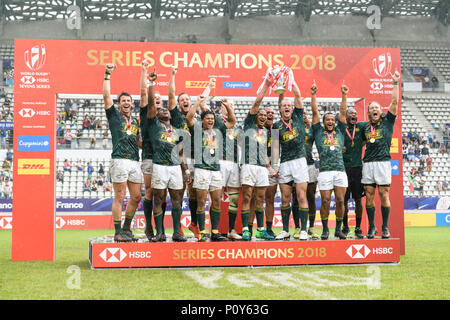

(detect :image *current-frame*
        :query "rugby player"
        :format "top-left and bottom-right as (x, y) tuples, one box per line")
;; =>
(361, 70), (400, 239)
(103, 63), (143, 242)
(310, 80), (349, 240)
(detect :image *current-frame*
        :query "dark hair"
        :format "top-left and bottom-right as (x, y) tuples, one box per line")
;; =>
(201, 110), (215, 120)
(177, 92), (190, 103)
(117, 92), (132, 103)
(322, 112), (336, 123)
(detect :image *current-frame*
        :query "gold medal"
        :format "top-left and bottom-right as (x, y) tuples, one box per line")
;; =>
(126, 130), (132, 135)
(288, 134), (294, 139)
(330, 146), (335, 151)
(167, 137), (173, 143)
(210, 148), (215, 155)
(351, 142), (354, 147)
(370, 138), (375, 143)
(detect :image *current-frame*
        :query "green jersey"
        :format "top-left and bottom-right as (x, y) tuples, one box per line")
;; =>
(139, 106), (153, 161)
(343, 121), (367, 168)
(106, 106), (140, 161)
(312, 121), (346, 172)
(189, 122), (221, 171)
(242, 112), (268, 167)
(304, 125), (315, 166)
(362, 111), (396, 162)
(273, 108), (306, 163)
(216, 116), (239, 163)
(148, 117), (183, 166)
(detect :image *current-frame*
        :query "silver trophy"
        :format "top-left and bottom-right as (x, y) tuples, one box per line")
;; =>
(270, 65), (291, 95)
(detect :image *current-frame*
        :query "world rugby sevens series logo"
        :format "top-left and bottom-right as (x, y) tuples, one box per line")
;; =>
(372, 52), (392, 77)
(24, 44), (46, 71)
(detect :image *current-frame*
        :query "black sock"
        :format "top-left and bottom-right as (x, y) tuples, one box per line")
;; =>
(188, 199), (198, 224)
(343, 211), (348, 228)
(281, 206), (291, 232)
(114, 220), (122, 234)
(143, 198), (153, 232)
(381, 206), (390, 230)
(123, 216), (133, 231)
(366, 206), (376, 228)
(299, 208), (308, 231)
(161, 202), (167, 232)
(255, 208), (264, 229)
(322, 218), (329, 233)
(266, 221), (273, 232)
(335, 217), (343, 232)
(292, 205), (300, 229)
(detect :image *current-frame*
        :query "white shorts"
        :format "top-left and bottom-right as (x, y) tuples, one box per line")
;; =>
(362, 161), (392, 186)
(240, 164), (269, 187)
(318, 171), (348, 190)
(308, 164), (319, 184)
(268, 175), (279, 187)
(186, 158), (195, 173)
(193, 168), (223, 191)
(220, 160), (240, 188)
(278, 157), (309, 184)
(151, 163), (183, 190)
(110, 158), (143, 184)
(141, 159), (153, 176)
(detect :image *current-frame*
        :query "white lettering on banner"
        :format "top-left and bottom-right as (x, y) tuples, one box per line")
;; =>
(56, 201), (84, 209)
(0, 203), (13, 209)
(372, 247), (393, 255)
(66, 219), (86, 226)
(128, 251), (152, 259)
(445, 214), (450, 223)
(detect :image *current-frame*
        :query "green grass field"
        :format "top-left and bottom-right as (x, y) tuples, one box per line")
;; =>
(0, 227), (448, 300)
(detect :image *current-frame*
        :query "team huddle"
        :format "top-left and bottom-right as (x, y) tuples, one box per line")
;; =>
(103, 59), (400, 243)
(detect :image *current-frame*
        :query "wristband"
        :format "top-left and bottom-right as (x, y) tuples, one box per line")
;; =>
(148, 81), (155, 86)
(393, 81), (398, 85)
(185, 169), (191, 175)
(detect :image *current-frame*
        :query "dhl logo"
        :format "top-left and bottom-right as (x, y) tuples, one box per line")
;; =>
(185, 81), (216, 89)
(17, 159), (50, 175)
(390, 138), (399, 153)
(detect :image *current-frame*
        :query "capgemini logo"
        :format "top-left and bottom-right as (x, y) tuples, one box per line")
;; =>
(24, 44), (46, 71)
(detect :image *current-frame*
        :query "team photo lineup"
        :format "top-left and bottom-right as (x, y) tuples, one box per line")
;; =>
(103, 58), (401, 244)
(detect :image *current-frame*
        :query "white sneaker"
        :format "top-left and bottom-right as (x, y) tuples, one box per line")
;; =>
(299, 230), (308, 241)
(275, 230), (290, 240)
(227, 229), (242, 240)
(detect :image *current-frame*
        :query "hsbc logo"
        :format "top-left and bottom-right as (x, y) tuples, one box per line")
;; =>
(24, 44), (47, 71)
(21, 75), (36, 84)
(372, 52), (392, 77)
(19, 108), (51, 118)
(100, 248), (127, 263)
(370, 82), (383, 90)
(0, 217), (12, 229)
(346, 244), (370, 259)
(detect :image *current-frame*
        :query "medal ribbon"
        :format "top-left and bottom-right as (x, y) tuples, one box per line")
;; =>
(123, 114), (132, 131)
(326, 131), (334, 148)
(370, 124), (376, 141)
(346, 126), (356, 145)
(281, 118), (292, 134)
(161, 122), (173, 139)
(206, 129), (215, 150)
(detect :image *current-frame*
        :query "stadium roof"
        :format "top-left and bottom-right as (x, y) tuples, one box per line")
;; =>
(0, 0), (448, 25)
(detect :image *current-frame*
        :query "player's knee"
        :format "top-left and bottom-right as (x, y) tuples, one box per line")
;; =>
(229, 193), (239, 207)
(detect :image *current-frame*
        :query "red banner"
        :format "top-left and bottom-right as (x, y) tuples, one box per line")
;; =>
(12, 39), (404, 261)
(90, 238), (400, 268)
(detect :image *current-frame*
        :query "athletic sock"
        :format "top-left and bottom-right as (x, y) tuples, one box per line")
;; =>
(299, 208), (308, 231)
(228, 212), (237, 232)
(255, 208), (265, 229)
(381, 206), (390, 229)
(114, 220), (122, 234)
(122, 216), (133, 231)
(321, 218), (329, 233)
(281, 206), (291, 232)
(241, 210), (249, 231)
(309, 213), (316, 228)
(366, 205), (376, 228)
(335, 217), (343, 231)
(197, 210), (205, 232)
(172, 207), (182, 234)
(266, 221), (273, 232)
(355, 214), (362, 229)
(161, 202), (167, 232)
(210, 207), (221, 232)
(153, 211), (163, 234)
(188, 199), (198, 225)
(143, 198), (153, 232)
(343, 211), (349, 228)
(292, 205), (300, 229)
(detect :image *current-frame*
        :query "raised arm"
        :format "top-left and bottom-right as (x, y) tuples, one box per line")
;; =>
(199, 78), (216, 112)
(221, 98), (236, 129)
(388, 69), (400, 116)
(250, 76), (273, 115)
(186, 95), (204, 127)
(339, 81), (349, 123)
(103, 64), (116, 110)
(140, 60), (150, 108)
(168, 65), (177, 110)
(310, 81), (319, 125)
(146, 70), (158, 119)
(292, 81), (304, 109)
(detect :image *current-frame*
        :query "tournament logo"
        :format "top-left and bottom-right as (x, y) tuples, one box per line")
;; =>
(24, 44), (47, 71)
(372, 52), (392, 77)
(346, 244), (370, 259)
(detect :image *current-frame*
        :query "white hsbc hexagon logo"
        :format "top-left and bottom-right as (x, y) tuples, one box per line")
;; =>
(55, 217), (65, 229)
(0, 217), (12, 229)
(100, 248), (127, 263)
(346, 244), (370, 259)
(21, 75), (36, 84)
(19, 108), (35, 118)
(370, 82), (383, 90)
